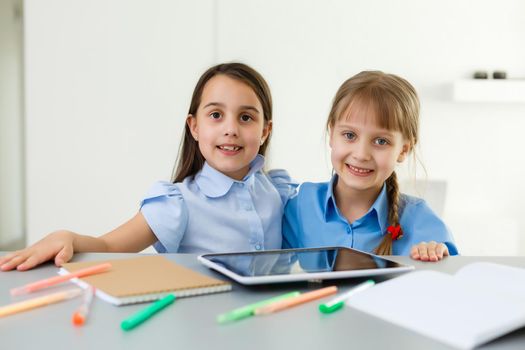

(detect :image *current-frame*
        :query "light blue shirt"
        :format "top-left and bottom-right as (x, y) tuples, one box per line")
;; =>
(140, 155), (297, 254)
(283, 175), (458, 256)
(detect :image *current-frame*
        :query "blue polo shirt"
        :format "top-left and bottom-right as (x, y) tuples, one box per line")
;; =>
(282, 176), (458, 256)
(140, 155), (297, 254)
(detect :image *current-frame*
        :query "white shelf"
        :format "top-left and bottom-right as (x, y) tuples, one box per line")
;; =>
(453, 79), (525, 103)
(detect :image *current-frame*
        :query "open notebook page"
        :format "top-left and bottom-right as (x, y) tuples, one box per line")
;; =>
(346, 262), (525, 349)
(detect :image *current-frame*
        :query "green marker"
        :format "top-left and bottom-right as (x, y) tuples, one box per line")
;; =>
(217, 291), (300, 324)
(319, 280), (375, 314)
(121, 294), (176, 331)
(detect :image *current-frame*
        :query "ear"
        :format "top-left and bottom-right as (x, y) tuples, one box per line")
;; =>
(186, 114), (198, 141)
(261, 120), (273, 145)
(328, 128), (334, 148)
(397, 141), (411, 163)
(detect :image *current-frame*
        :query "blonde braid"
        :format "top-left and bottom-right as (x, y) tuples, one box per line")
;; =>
(374, 172), (401, 255)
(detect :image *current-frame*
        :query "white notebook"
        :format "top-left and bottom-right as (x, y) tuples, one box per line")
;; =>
(346, 262), (525, 349)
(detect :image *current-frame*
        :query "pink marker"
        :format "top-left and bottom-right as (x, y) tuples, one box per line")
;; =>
(10, 262), (111, 296)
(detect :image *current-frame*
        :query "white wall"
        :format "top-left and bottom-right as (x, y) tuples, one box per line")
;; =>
(23, 0), (525, 255)
(0, 0), (24, 247)
(24, 0), (214, 241)
(216, 0), (525, 255)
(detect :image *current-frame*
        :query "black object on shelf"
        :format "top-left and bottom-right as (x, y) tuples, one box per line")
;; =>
(473, 71), (488, 79)
(493, 71), (507, 79)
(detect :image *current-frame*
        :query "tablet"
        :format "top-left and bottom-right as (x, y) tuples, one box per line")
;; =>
(198, 246), (414, 285)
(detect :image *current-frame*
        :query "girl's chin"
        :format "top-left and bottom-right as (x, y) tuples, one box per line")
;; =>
(336, 174), (381, 192)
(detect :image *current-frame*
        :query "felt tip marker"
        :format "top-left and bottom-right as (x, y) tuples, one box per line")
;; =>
(0, 288), (82, 318)
(217, 291), (300, 324)
(72, 286), (95, 326)
(318, 280), (375, 314)
(10, 262), (111, 296)
(121, 294), (176, 331)
(255, 286), (338, 315)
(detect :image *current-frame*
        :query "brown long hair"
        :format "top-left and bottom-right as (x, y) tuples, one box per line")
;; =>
(326, 71), (420, 255)
(172, 63), (273, 183)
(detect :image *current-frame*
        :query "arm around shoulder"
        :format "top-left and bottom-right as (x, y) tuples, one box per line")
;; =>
(282, 192), (302, 249)
(267, 169), (299, 206)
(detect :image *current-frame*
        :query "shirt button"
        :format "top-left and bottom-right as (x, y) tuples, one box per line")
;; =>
(238, 182), (244, 188)
(255, 244), (262, 250)
(346, 227), (351, 233)
(244, 204), (252, 211)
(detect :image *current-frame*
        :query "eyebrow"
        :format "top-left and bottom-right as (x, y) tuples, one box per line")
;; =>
(335, 123), (395, 136)
(203, 102), (260, 114)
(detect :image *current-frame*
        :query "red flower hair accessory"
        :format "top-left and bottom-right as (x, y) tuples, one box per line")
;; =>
(387, 225), (403, 240)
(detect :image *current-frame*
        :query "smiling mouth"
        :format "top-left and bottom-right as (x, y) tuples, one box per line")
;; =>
(346, 164), (373, 175)
(217, 145), (242, 152)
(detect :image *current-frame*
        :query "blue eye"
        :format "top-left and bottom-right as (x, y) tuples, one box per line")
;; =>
(210, 112), (221, 120)
(240, 114), (252, 122)
(343, 132), (356, 140)
(375, 138), (389, 146)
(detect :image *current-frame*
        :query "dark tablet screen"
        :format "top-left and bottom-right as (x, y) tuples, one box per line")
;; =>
(201, 247), (407, 277)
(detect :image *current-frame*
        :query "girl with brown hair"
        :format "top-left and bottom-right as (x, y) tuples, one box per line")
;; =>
(1, 63), (297, 271)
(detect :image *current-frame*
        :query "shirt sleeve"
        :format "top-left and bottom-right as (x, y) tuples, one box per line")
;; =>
(400, 198), (459, 256)
(282, 192), (301, 249)
(267, 169), (299, 206)
(139, 181), (188, 253)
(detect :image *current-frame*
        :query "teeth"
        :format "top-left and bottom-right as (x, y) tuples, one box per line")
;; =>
(348, 165), (372, 173)
(219, 145), (240, 151)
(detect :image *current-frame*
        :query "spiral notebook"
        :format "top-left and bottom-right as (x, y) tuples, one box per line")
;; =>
(60, 255), (231, 306)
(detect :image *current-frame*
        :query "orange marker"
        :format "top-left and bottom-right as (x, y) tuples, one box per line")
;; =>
(254, 286), (337, 315)
(0, 288), (82, 318)
(72, 287), (95, 326)
(10, 263), (111, 296)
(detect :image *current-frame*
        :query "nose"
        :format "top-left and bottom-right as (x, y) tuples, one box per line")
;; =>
(352, 140), (371, 161)
(223, 115), (239, 137)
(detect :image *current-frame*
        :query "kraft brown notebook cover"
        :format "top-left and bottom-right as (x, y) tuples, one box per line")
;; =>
(60, 255), (231, 305)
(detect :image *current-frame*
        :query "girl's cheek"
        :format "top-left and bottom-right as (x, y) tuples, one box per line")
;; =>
(330, 141), (346, 157)
(330, 148), (344, 166)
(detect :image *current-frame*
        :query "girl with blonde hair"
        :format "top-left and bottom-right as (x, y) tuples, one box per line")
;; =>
(283, 71), (457, 261)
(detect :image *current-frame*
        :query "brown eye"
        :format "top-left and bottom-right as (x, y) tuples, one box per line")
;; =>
(240, 114), (252, 122)
(210, 112), (221, 120)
